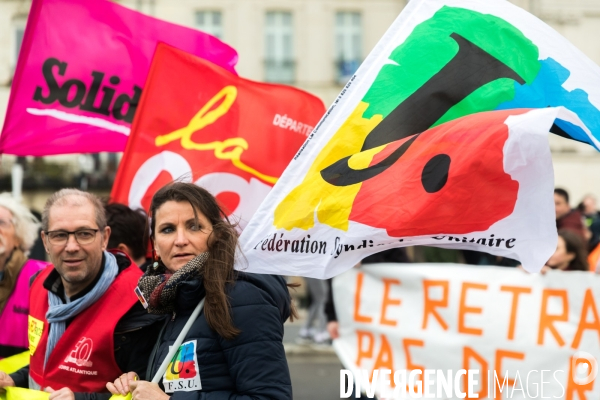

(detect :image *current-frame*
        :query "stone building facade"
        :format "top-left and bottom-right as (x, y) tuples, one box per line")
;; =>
(0, 0), (599, 207)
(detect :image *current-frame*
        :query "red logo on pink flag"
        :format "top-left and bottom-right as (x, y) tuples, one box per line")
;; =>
(0, 0), (238, 156)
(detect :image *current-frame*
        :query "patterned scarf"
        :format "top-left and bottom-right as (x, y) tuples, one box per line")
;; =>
(137, 252), (208, 315)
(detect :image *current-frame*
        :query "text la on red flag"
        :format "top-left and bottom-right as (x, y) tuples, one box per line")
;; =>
(111, 43), (325, 227)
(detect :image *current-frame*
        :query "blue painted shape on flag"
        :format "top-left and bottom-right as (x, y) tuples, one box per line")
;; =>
(496, 58), (600, 149)
(553, 119), (589, 144)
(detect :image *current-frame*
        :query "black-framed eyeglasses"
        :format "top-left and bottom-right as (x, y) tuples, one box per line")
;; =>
(44, 229), (100, 246)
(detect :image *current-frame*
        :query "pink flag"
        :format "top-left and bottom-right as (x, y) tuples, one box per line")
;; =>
(0, 0), (238, 156)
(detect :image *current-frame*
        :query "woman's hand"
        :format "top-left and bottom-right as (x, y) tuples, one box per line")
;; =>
(129, 380), (170, 400)
(106, 371), (139, 395)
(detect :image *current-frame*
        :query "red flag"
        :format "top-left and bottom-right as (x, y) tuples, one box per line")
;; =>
(111, 43), (325, 227)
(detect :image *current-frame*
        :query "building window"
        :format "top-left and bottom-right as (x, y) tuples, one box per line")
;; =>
(196, 11), (223, 39)
(335, 12), (362, 84)
(12, 16), (27, 73)
(265, 11), (294, 84)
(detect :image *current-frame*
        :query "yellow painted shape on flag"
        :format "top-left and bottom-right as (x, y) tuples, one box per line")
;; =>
(274, 101), (383, 231)
(0, 352), (29, 374)
(5, 387), (48, 400)
(28, 316), (44, 356)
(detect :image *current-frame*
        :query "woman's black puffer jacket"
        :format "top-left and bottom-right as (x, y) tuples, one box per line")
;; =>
(146, 271), (293, 399)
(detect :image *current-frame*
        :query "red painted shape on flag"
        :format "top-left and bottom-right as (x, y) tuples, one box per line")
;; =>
(349, 110), (521, 236)
(111, 43), (325, 222)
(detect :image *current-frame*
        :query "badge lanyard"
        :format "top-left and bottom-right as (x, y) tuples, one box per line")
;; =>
(151, 298), (205, 384)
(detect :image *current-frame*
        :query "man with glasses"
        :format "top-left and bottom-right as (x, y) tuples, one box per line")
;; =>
(0, 189), (164, 400)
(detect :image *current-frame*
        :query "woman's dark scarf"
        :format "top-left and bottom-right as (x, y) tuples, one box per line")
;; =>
(137, 252), (208, 314)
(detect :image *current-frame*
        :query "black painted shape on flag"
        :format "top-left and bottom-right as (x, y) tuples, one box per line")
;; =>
(421, 154), (451, 193)
(550, 122), (586, 143)
(320, 33), (526, 188)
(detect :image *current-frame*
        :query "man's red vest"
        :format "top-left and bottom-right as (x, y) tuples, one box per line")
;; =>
(28, 260), (142, 393)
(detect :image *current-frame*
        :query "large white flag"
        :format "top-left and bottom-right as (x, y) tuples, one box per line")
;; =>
(238, 0), (600, 278)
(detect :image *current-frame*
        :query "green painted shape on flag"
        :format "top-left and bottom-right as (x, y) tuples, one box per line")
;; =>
(362, 6), (540, 126)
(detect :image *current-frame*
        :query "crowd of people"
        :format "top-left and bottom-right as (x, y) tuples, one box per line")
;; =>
(0, 184), (597, 399)
(555, 188), (599, 271)
(0, 184), (295, 399)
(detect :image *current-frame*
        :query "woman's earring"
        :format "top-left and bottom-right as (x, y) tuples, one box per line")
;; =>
(153, 251), (160, 270)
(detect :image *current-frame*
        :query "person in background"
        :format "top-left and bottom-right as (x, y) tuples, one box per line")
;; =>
(0, 189), (164, 400)
(588, 240), (600, 273)
(28, 210), (48, 262)
(578, 194), (600, 251)
(325, 279), (340, 341)
(105, 203), (150, 271)
(578, 194), (600, 227)
(544, 229), (589, 272)
(297, 277), (330, 345)
(554, 188), (587, 242)
(0, 193), (48, 359)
